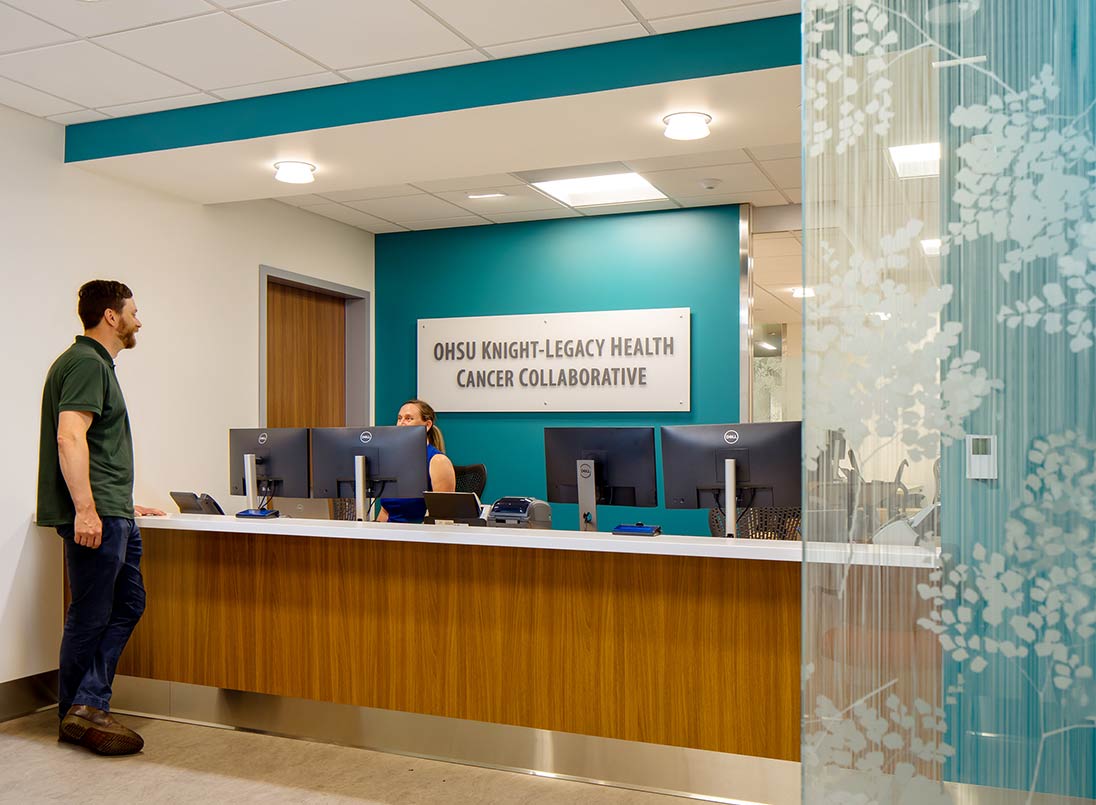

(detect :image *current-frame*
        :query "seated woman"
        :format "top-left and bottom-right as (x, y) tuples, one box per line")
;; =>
(377, 399), (455, 523)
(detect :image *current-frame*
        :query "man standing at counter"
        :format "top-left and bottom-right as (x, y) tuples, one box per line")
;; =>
(36, 280), (164, 756)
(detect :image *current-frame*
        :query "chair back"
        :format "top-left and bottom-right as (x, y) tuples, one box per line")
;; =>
(453, 463), (488, 497)
(708, 507), (726, 538)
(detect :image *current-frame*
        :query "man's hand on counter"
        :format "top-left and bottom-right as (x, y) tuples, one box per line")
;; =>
(135, 504), (167, 516)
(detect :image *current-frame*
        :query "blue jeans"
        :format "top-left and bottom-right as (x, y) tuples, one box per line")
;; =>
(56, 518), (146, 718)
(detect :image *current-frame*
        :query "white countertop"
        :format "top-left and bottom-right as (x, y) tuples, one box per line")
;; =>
(135, 514), (938, 568)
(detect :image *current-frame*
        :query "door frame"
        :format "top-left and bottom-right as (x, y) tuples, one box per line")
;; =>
(258, 265), (371, 427)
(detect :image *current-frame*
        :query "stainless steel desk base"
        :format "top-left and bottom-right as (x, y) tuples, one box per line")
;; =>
(112, 675), (797, 805)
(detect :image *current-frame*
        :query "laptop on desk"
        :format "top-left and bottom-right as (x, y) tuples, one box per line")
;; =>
(423, 492), (487, 526)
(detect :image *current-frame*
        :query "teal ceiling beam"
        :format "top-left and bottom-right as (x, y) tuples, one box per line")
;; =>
(64, 14), (800, 163)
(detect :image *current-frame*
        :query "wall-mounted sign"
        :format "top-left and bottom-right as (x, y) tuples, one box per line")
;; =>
(418, 308), (691, 412)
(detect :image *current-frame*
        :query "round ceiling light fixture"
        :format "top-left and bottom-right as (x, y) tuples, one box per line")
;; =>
(273, 161), (316, 184)
(662, 112), (712, 141)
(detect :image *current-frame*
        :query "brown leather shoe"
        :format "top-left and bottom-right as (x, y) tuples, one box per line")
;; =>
(60, 705), (144, 756)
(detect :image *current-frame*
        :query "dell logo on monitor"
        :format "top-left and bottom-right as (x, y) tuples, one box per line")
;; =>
(724, 430), (739, 445)
(579, 464), (592, 479)
(257, 432), (268, 445)
(359, 431), (372, 444)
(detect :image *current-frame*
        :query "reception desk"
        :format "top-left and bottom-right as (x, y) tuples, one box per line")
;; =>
(112, 514), (936, 803)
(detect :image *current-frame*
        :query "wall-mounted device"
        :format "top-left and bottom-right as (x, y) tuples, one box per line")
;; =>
(965, 434), (998, 480)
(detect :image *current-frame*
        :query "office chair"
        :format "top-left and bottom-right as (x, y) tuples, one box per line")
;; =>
(709, 505), (800, 539)
(453, 463), (488, 498)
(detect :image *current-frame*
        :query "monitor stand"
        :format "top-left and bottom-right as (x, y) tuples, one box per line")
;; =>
(244, 453), (259, 510)
(237, 453), (279, 517)
(354, 455), (371, 522)
(724, 458), (737, 538)
(576, 459), (598, 532)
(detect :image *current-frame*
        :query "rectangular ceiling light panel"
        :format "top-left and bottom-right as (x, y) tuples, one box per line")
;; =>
(531, 172), (667, 207)
(887, 142), (941, 179)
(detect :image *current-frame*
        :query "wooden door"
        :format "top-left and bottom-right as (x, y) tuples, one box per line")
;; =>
(267, 281), (346, 428)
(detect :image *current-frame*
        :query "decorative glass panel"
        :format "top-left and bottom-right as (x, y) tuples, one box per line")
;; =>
(802, 0), (1095, 801)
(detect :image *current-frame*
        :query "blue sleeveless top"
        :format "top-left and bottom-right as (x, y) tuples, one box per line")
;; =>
(380, 444), (442, 523)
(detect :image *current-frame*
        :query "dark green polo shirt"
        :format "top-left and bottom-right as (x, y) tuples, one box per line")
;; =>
(36, 336), (135, 525)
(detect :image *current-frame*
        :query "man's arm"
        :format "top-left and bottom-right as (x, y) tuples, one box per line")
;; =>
(57, 410), (102, 549)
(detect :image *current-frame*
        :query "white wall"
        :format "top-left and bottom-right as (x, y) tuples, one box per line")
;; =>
(0, 104), (374, 683)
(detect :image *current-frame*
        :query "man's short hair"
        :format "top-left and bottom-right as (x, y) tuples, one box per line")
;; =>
(78, 280), (133, 330)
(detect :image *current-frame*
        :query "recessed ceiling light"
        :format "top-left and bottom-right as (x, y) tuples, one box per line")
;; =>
(887, 143), (941, 178)
(466, 192), (507, 199)
(662, 112), (712, 141)
(273, 161), (316, 184)
(531, 173), (666, 207)
(790, 287), (815, 298)
(872, 311), (893, 321)
(920, 238), (942, 256)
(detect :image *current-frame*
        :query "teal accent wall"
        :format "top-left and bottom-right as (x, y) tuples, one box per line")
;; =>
(375, 206), (740, 537)
(64, 16), (800, 162)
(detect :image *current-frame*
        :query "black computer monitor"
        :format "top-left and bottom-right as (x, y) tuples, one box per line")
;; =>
(543, 427), (658, 507)
(310, 426), (428, 499)
(228, 428), (310, 498)
(661, 421), (801, 510)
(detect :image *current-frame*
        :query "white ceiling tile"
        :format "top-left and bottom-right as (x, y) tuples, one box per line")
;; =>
(47, 109), (109, 125)
(625, 148), (751, 173)
(95, 13), (321, 90)
(340, 51), (485, 82)
(482, 208), (581, 224)
(0, 74), (80, 116)
(0, 5), (75, 54)
(435, 185), (565, 214)
(321, 185), (422, 202)
(208, 0), (273, 6)
(754, 235), (801, 258)
(631, 0), (768, 18)
(758, 157), (800, 188)
(407, 216), (489, 230)
(676, 189), (787, 207)
(3, 0), (216, 38)
(0, 41), (194, 108)
(784, 187), (802, 204)
(419, 0), (637, 46)
(752, 255), (801, 282)
(212, 72), (344, 100)
(358, 221), (409, 233)
(753, 283), (800, 322)
(236, 0), (470, 70)
(647, 1), (800, 33)
(578, 199), (679, 215)
(99, 92), (217, 117)
(413, 173), (520, 193)
(644, 162), (774, 197)
(485, 24), (646, 59)
(302, 203), (406, 232)
(349, 194), (470, 221)
(276, 193), (329, 207)
(746, 142), (799, 161)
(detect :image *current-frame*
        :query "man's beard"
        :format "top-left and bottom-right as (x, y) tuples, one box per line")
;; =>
(120, 326), (137, 349)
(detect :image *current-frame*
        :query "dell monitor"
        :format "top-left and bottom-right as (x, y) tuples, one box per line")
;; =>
(228, 428), (310, 511)
(661, 421), (801, 538)
(543, 427), (657, 532)
(310, 426), (428, 520)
